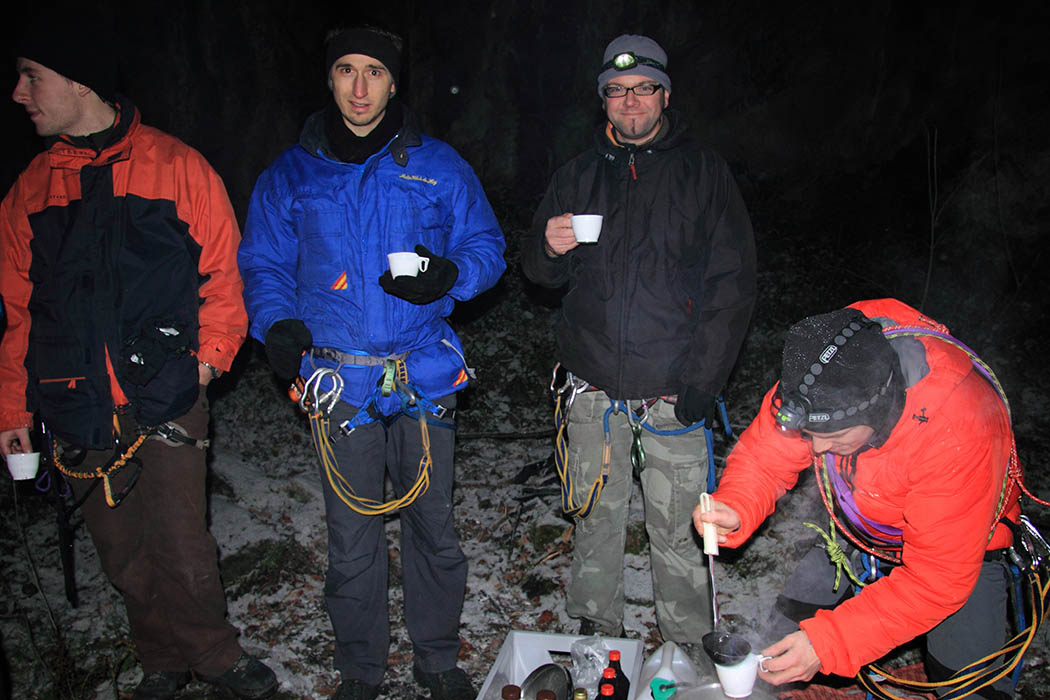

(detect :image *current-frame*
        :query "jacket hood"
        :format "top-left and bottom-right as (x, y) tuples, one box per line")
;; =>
(299, 101), (423, 167)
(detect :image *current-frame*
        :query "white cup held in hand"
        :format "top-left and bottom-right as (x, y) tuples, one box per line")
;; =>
(714, 652), (770, 698)
(387, 252), (430, 278)
(570, 214), (603, 243)
(5, 451), (40, 481)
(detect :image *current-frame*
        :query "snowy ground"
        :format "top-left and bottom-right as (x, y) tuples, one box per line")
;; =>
(3, 223), (1049, 700)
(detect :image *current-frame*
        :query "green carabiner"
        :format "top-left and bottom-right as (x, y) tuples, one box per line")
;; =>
(380, 359), (396, 397)
(630, 421), (645, 474)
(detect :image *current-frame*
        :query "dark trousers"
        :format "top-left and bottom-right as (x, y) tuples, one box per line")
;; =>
(68, 386), (241, 675)
(767, 539), (1013, 699)
(318, 396), (466, 686)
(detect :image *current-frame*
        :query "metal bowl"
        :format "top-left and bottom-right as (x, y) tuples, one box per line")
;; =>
(701, 631), (752, 666)
(519, 662), (572, 700)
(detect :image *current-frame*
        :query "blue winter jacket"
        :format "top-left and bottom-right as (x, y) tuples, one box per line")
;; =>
(238, 106), (505, 412)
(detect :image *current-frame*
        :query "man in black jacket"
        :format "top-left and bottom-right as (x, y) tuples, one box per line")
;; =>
(522, 34), (756, 644)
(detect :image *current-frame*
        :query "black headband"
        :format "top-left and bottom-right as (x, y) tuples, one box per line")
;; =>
(325, 28), (401, 86)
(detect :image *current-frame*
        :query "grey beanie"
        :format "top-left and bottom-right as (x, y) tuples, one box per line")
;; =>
(596, 34), (671, 97)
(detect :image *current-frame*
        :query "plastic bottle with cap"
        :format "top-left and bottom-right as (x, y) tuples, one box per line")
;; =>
(501, 684), (522, 699)
(600, 683), (615, 696)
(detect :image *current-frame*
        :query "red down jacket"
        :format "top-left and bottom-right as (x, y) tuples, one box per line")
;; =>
(714, 298), (1021, 678)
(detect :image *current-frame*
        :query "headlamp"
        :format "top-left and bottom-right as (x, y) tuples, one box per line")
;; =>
(603, 51), (666, 73)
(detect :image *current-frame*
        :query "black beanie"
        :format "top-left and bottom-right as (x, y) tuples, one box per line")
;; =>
(780, 307), (905, 437)
(15, 9), (118, 102)
(324, 27), (401, 88)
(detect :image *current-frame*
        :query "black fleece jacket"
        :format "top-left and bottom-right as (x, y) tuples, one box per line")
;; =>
(522, 110), (756, 399)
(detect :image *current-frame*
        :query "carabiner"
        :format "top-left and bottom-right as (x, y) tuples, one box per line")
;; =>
(630, 420), (645, 474)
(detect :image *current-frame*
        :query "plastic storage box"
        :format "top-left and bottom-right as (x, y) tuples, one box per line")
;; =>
(476, 630), (643, 700)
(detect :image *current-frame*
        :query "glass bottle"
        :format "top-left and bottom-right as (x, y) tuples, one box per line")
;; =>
(501, 684), (522, 700)
(609, 649), (630, 699)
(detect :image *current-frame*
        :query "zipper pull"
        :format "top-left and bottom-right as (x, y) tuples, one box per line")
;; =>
(628, 151), (637, 181)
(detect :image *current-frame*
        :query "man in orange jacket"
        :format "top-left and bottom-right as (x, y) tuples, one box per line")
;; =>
(694, 298), (1020, 700)
(0, 14), (276, 700)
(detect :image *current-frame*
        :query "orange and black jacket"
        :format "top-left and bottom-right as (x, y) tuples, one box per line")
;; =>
(0, 99), (247, 449)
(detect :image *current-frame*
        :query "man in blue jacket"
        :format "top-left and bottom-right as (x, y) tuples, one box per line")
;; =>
(238, 24), (505, 700)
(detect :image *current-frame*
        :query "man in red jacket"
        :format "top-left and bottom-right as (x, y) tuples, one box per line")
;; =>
(0, 15), (276, 700)
(694, 299), (1020, 700)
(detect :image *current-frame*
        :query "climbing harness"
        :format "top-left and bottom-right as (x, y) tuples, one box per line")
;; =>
(797, 323), (1050, 698)
(50, 412), (207, 508)
(549, 364), (733, 519)
(296, 350), (455, 516)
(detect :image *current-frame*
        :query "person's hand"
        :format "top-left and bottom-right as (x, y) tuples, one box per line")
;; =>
(1, 428), (32, 456)
(198, 362), (220, 386)
(543, 212), (578, 257)
(759, 630), (823, 685)
(674, 385), (719, 427)
(264, 319), (312, 379)
(378, 244), (459, 305)
(692, 497), (741, 543)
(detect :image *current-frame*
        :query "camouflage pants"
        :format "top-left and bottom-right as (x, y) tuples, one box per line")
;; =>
(565, 389), (712, 642)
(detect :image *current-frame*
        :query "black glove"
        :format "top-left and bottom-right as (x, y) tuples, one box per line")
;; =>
(378, 244), (459, 305)
(674, 385), (719, 427)
(264, 319), (312, 379)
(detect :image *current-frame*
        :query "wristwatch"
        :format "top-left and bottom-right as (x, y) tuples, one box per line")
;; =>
(200, 361), (221, 379)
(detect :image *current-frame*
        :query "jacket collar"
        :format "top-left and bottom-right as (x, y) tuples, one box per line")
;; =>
(300, 101), (423, 167)
(595, 107), (688, 162)
(46, 96), (139, 168)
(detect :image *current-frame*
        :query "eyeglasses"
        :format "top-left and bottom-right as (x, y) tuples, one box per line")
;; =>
(602, 83), (663, 98)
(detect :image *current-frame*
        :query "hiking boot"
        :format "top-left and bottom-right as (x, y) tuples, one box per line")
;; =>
(131, 670), (189, 700)
(412, 665), (476, 700)
(334, 679), (380, 700)
(196, 652), (278, 699)
(578, 617), (626, 638)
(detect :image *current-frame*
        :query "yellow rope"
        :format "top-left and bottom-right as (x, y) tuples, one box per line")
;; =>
(859, 569), (1049, 699)
(552, 391), (608, 519)
(310, 359), (434, 516)
(802, 521), (866, 590)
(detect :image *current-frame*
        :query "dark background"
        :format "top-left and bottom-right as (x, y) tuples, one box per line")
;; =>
(3, 0), (1049, 420)
(3, 3), (1050, 697)
(3, 0), (1048, 433)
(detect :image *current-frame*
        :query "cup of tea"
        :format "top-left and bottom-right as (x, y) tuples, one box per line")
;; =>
(570, 214), (603, 243)
(5, 451), (40, 481)
(387, 251), (430, 278)
(714, 652), (770, 698)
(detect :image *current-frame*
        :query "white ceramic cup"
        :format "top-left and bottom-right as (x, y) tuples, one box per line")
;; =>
(387, 252), (430, 278)
(571, 214), (603, 243)
(5, 451), (40, 481)
(714, 652), (770, 698)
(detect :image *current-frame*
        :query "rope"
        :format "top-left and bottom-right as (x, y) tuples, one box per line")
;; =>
(51, 433), (149, 508)
(802, 522), (866, 590)
(552, 390), (607, 519)
(307, 358), (436, 516)
(857, 567), (1049, 699)
(550, 373), (732, 519)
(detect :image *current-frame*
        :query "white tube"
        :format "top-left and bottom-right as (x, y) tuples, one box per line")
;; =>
(700, 492), (719, 555)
